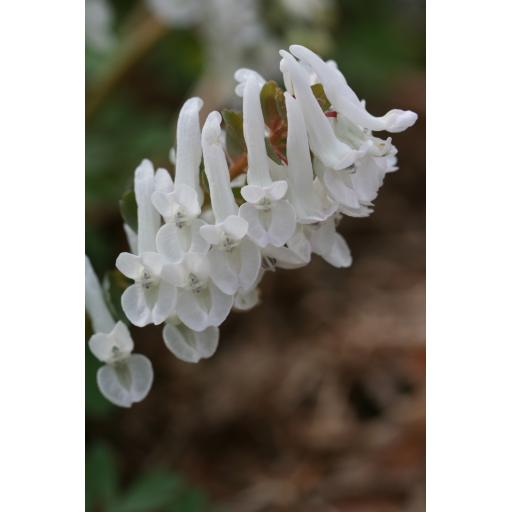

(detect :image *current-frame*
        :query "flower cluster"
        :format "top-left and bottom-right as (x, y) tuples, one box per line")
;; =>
(86, 44), (417, 407)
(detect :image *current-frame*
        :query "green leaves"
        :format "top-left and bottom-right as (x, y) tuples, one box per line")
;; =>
(86, 443), (119, 511)
(311, 83), (331, 111)
(103, 270), (130, 323)
(260, 80), (287, 131)
(86, 443), (215, 512)
(109, 471), (182, 512)
(119, 189), (137, 232)
(222, 110), (246, 163)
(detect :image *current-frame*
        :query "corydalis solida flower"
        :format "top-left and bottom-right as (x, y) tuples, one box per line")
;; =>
(86, 44), (417, 407)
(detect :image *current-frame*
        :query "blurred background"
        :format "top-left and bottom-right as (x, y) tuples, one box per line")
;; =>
(85, 0), (425, 510)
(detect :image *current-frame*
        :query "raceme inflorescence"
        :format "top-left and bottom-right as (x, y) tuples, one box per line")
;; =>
(85, 44), (417, 407)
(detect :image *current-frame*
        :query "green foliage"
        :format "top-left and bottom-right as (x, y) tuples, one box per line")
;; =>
(109, 471), (182, 512)
(311, 83), (331, 111)
(221, 110), (246, 163)
(103, 270), (130, 323)
(260, 81), (280, 128)
(86, 444), (215, 512)
(119, 189), (137, 232)
(86, 443), (119, 511)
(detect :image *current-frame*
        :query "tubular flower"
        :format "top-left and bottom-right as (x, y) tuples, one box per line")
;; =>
(85, 256), (153, 408)
(200, 111), (261, 295)
(289, 44), (418, 133)
(238, 74), (296, 247)
(151, 98), (204, 229)
(86, 44), (417, 407)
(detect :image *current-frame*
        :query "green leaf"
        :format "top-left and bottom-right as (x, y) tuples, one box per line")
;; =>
(119, 189), (137, 232)
(311, 83), (331, 111)
(274, 86), (287, 121)
(172, 489), (209, 512)
(222, 110), (246, 161)
(265, 139), (282, 165)
(103, 270), (130, 323)
(109, 471), (182, 512)
(260, 81), (280, 128)
(86, 443), (119, 512)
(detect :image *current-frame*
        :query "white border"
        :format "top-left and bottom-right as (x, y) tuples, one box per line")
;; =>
(427, 1), (512, 510)
(0, 0), (84, 509)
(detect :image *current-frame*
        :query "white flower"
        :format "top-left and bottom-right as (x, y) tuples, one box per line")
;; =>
(284, 91), (337, 223)
(199, 111), (261, 294)
(237, 74), (296, 247)
(162, 253), (233, 332)
(289, 44), (418, 133)
(85, 255), (115, 334)
(262, 228), (312, 270)
(134, 159), (161, 254)
(302, 214), (352, 268)
(86, 256), (153, 408)
(151, 98), (204, 228)
(163, 321), (219, 363)
(156, 218), (209, 264)
(116, 160), (177, 326)
(314, 115), (399, 217)
(279, 49), (364, 171)
(116, 251), (177, 327)
(234, 286), (261, 311)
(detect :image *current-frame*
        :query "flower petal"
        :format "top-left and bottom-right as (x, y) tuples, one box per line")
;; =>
(242, 74), (273, 187)
(268, 200), (296, 247)
(175, 97), (204, 204)
(201, 111), (239, 221)
(134, 159), (160, 254)
(234, 287), (260, 311)
(200, 224), (223, 246)
(234, 68), (266, 97)
(115, 252), (143, 280)
(241, 185), (265, 204)
(239, 203), (269, 247)
(152, 282), (177, 325)
(266, 180), (288, 201)
(207, 283), (234, 327)
(238, 239), (262, 291)
(121, 284), (152, 327)
(85, 255), (115, 334)
(208, 248), (239, 295)
(324, 232), (352, 268)
(223, 215), (248, 240)
(97, 354), (153, 407)
(176, 289), (210, 331)
(154, 167), (174, 193)
(163, 323), (219, 363)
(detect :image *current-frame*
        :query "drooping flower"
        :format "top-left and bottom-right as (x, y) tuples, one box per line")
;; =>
(85, 256), (153, 407)
(279, 49), (365, 171)
(289, 44), (418, 133)
(89, 43), (419, 408)
(237, 74), (296, 247)
(284, 91), (337, 223)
